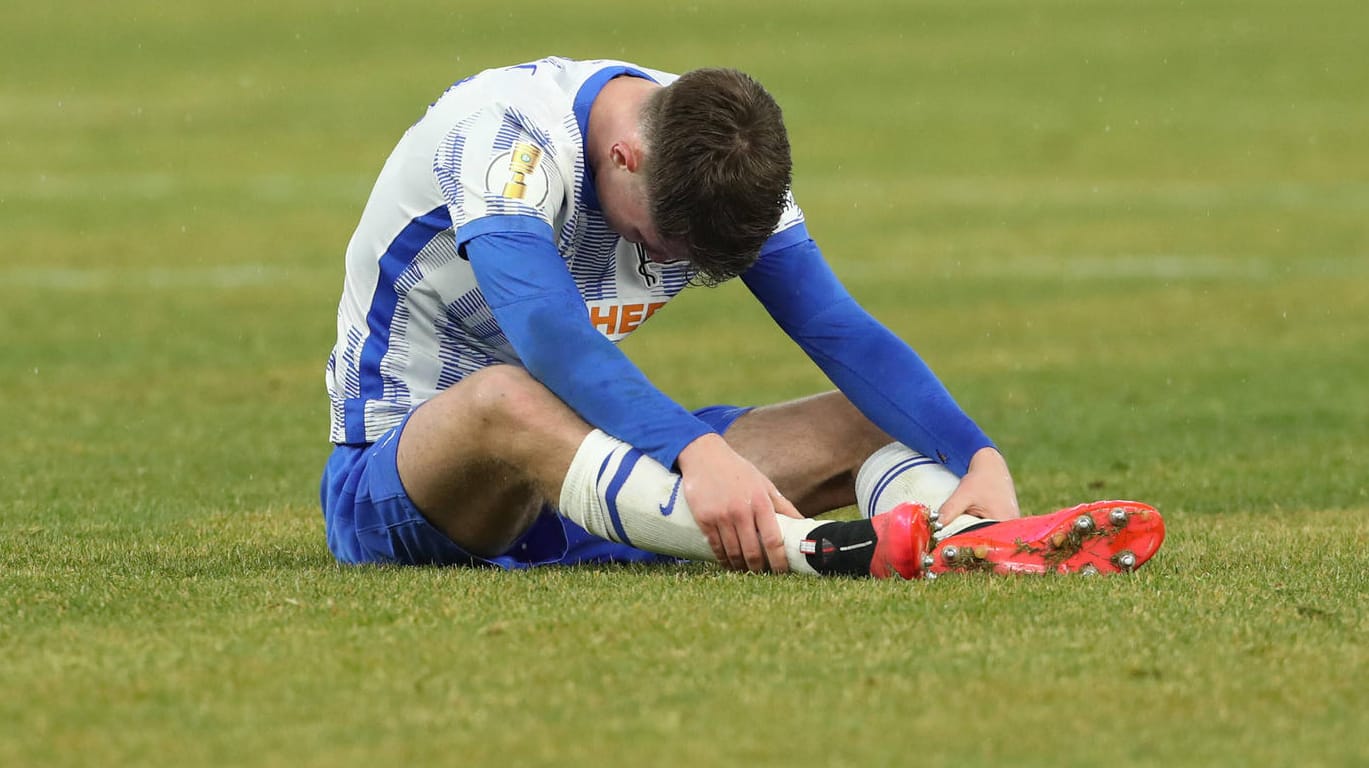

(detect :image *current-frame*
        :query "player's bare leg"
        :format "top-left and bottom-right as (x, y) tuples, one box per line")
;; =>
(720, 392), (893, 516)
(394, 365), (931, 576)
(717, 388), (985, 533)
(395, 364), (587, 557)
(396, 364), (832, 569)
(721, 391), (1166, 575)
(720, 393), (1001, 536)
(720, 392), (976, 529)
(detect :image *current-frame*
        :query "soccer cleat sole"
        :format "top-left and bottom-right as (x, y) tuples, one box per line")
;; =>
(868, 502), (934, 579)
(929, 500), (1165, 576)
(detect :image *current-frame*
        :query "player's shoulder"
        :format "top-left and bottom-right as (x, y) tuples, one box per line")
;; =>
(537, 56), (678, 85)
(451, 57), (676, 100)
(422, 57), (672, 138)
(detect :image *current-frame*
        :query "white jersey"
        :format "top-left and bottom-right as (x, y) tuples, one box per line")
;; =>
(327, 57), (805, 444)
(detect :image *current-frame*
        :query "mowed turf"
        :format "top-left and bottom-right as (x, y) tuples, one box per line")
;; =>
(2, 1), (1366, 766)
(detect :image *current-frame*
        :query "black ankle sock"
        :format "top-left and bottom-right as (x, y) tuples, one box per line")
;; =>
(800, 520), (878, 576)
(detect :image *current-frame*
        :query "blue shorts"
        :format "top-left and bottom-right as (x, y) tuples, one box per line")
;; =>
(319, 404), (752, 568)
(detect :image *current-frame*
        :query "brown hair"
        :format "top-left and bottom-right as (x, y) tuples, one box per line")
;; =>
(640, 68), (793, 285)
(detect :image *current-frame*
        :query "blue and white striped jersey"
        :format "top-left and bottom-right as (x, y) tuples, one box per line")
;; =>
(326, 56), (806, 445)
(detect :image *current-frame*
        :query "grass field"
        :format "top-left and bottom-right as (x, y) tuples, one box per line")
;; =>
(2, 1), (1366, 765)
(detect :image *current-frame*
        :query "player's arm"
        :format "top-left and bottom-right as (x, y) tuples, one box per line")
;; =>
(741, 228), (1019, 522)
(435, 116), (708, 469)
(464, 227), (799, 571)
(440, 111), (795, 570)
(464, 224), (708, 468)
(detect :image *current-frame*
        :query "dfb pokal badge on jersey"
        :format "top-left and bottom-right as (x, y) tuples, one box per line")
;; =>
(487, 142), (549, 205)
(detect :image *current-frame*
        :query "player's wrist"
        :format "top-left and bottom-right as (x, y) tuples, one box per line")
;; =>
(676, 432), (728, 472)
(967, 446), (1008, 472)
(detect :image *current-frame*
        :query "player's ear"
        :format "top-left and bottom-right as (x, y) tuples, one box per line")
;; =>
(610, 140), (642, 173)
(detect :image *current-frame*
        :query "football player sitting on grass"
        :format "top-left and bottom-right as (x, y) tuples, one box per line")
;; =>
(321, 57), (1164, 578)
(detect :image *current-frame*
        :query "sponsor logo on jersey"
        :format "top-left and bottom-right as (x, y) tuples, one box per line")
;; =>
(587, 300), (667, 338)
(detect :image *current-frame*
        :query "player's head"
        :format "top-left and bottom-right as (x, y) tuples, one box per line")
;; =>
(639, 68), (793, 285)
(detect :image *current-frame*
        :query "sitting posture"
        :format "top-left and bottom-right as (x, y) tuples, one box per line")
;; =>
(321, 57), (1164, 578)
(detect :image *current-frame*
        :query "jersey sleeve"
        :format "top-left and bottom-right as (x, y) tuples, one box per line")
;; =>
(433, 106), (568, 245)
(741, 236), (995, 476)
(465, 229), (716, 469)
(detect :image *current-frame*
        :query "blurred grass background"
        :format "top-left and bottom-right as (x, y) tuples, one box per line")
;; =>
(2, 1), (1366, 766)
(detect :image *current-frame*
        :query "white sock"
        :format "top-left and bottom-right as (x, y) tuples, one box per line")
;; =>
(855, 442), (987, 540)
(557, 430), (826, 575)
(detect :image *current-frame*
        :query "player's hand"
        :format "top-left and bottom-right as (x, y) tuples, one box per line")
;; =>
(938, 447), (1021, 525)
(676, 433), (802, 573)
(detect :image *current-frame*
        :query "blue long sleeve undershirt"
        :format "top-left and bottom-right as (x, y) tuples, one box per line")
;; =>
(464, 222), (993, 477)
(742, 235), (994, 476)
(465, 228), (713, 470)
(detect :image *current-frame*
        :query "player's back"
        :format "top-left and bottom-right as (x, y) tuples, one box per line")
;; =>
(326, 57), (683, 446)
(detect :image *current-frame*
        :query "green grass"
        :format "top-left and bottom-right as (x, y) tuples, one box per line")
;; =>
(2, 0), (1367, 765)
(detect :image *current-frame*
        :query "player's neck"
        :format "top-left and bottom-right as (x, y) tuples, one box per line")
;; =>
(585, 76), (657, 177)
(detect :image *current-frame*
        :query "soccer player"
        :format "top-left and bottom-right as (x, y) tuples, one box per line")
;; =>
(321, 57), (1164, 578)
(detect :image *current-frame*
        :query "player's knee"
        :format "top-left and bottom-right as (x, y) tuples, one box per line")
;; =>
(462, 364), (560, 435)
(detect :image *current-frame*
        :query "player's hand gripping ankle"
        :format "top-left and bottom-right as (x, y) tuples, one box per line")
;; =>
(937, 446), (1021, 525)
(677, 433), (802, 573)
